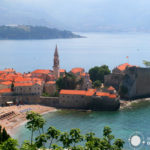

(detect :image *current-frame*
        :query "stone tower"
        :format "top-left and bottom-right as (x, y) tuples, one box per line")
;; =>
(53, 45), (60, 80)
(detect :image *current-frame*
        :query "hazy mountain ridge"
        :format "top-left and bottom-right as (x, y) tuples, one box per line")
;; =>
(1, 0), (150, 32)
(0, 25), (82, 39)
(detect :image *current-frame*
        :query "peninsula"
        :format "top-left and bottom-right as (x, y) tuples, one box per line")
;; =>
(0, 25), (82, 40)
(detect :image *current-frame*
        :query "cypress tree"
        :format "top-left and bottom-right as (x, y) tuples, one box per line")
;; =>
(2, 128), (10, 142)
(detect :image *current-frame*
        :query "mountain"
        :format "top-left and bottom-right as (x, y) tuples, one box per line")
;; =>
(1, 0), (150, 32)
(0, 25), (82, 39)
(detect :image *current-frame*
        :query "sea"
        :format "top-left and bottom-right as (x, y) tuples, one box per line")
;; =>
(1, 32), (150, 149)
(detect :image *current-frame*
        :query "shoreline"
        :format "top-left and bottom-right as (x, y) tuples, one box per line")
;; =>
(1, 98), (150, 136)
(0, 105), (57, 136)
(120, 97), (150, 109)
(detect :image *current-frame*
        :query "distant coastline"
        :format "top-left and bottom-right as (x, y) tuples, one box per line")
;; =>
(0, 25), (83, 40)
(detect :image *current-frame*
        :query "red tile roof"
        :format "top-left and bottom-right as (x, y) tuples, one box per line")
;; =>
(32, 69), (50, 74)
(60, 89), (117, 99)
(60, 90), (86, 95)
(15, 77), (32, 82)
(96, 92), (110, 97)
(0, 88), (12, 93)
(108, 86), (115, 91)
(46, 81), (56, 84)
(14, 82), (34, 87)
(96, 92), (117, 99)
(0, 81), (12, 85)
(109, 94), (117, 99)
(4, 68), (15, 72)
(86, 90), (95, 96)
(0, 71), (4, 74)
(71, 68), (84, 74)
(59, 69), (66, 73)
(117, 63), (133, 71)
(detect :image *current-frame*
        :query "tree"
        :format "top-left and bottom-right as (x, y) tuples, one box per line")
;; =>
(69, 128), (84, 149)
(26, 111), (46, 145)
(0, 138), (18, 150)
(35, 134), (48, 149)
(46, 126), (61, 149)
(89, 65), (111, 83)
(11, 81), (14, 91)
(59, 132), (72, 148)
(56, 72), (77, 91)
(0, 112), (125, 150)
(143, 60), (150, 67)
(20, 140), (37, 150)
(0, 126), (10, 144)
(1, 128), (10, 143)
(93, 80), (102, 88)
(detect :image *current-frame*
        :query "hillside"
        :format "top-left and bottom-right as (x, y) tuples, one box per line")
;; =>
(0, 25), (82, 39)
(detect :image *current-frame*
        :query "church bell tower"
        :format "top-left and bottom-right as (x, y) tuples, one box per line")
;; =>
(53, 45), (60, 80)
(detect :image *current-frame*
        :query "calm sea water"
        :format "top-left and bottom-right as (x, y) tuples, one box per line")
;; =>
(13, 101), (150, 150)
(0, 32), (150, 72)
(2, 32), (150, 149)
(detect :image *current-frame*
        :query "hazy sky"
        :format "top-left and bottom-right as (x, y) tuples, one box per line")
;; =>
(1, 0), (150, 31)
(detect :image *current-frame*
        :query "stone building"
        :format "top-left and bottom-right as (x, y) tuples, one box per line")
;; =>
(31, 69), (52, 82)
(71, 68), (85, 77)
(120, 67), (150, 99)
(0, 81), (12, 90)
(80, 73), (92, 90)
(14, 82), (42, 95)
(104, 63), (150, 99)
(44, 81), (56, 95)
(59, 89), (120, 110)
(104, 63), (136, 90)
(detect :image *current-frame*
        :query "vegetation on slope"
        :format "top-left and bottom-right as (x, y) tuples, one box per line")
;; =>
(0, 25), (82, 40)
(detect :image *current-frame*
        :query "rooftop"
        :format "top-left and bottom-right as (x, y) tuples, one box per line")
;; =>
(0, 88), (12, 94)
(60, 90), (86, 95)
(14, 82), (34, 87)
(59, 69), (66, 73)
(46, 81), (56, 84)
(32, 69), (50, 74)
(71, 68), (84, 74)
(117, 63), (134, 71)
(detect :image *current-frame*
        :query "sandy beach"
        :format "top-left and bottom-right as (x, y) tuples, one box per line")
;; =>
(0, 105), (57, 135)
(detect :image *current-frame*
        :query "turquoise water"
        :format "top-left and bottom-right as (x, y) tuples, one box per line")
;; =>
(0, 32), (149, 73)
(13, 101), (150, 150)
(2, 32), (150, 149)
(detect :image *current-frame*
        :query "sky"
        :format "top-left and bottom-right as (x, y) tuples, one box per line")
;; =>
(0, 0), (150, 31)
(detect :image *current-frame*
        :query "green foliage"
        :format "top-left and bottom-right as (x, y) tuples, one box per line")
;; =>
(0, 112), (124, 150)
(11, 81), (14, 91)
(119, 85), (128, 98)
(0, 25), (81, 40)
(56, 73), (78, 91)
(20, 140), (37, 150)
(26, 111), (46, 145)
(89, 65), (111, 83)
(42, 92), (51, 97)
(42, 91), (59, 97)
(143, 60), (150, 67)
(93, 80), (102, 88)
(47, 126), (61, 148)
(0, 138), (18, 150)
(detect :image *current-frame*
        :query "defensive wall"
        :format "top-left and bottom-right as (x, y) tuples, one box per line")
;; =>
(0, 94), (119, 111)
(123, 67), (150, 99)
